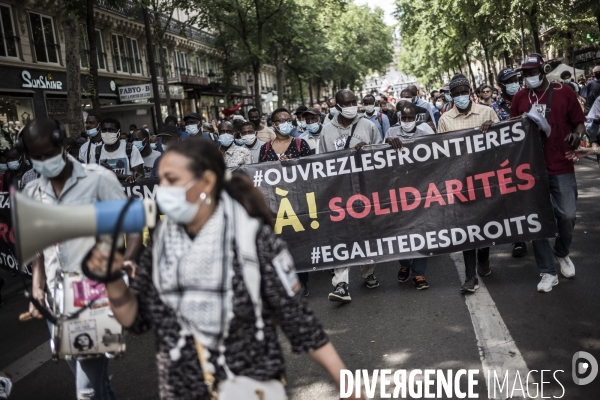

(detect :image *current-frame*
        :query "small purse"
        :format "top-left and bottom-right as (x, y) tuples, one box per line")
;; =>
(194, 339), (286, 400)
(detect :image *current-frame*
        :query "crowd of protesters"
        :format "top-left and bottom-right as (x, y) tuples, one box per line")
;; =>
(1, 53), (599, 400)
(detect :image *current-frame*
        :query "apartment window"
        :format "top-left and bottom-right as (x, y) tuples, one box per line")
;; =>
(150, 44), (162, 78)
(179, 52), (188, 75)
(29, 12), (59, 63)
(80, 29), (106, 70)
(126, 37), (141, 74)
(162, 48), (171, 77)
(111, 34), (128, 73)
(0, 4), (19, 59)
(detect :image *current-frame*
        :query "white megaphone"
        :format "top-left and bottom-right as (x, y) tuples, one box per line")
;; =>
(10, 189), (157, 265)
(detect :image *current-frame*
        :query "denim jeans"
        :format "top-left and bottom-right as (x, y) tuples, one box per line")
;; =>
(533, 173), (578, 275)
(399, 258), (428, 277)
(47, 322), (117, 400)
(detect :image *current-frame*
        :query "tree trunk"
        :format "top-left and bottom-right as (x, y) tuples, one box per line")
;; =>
(159, 47), (173, 118)
(276, 61), (284, 108)
(297, 74), (304, 105)
(480, 47), (489, 85)
(142, 7), (162, 132)
(528, 6), (541, 54)
(308, 77), (314, 105)
(482, 44), (494, 86)
(86, 0), (100, 111)
(464, 51), (477, 88)
(519, 14), (526, 60)
(503, 50), (510, 67)
(316, 80), (321, 104)
(62, 8), (83, 136)
(252, 63), (261, 112)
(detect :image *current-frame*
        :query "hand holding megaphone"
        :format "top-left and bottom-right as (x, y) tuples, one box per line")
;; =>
(85, 243), (125, 280)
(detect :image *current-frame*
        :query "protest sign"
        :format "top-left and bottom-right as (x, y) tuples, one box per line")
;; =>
(240, 118), (558, 272)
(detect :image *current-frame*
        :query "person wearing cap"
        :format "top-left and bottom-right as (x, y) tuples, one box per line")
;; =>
(439, 83), (453, 114)
(511, 53), (587, 293)
(362, 94), (390, 141)
(131, 128), (162, 177)
(298, 107), (323, 154)
(165, 115), (189, 139)
(217, 120), (252, 168)
(495, 68), (521, 122)
(582, 65), (600, 112)
(437, 73), (499, 293)
(151, 125), (181, 177)
(293, 106), (308, 137)
(183, 113), (216, 142)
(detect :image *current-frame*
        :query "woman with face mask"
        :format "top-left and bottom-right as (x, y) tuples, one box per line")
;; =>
(259, 108), (311, 162)
(4, 146), (32, 190)
(84, 139), (362, 400)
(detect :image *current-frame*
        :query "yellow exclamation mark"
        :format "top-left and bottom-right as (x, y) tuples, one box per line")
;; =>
(306, 192), (319, 229)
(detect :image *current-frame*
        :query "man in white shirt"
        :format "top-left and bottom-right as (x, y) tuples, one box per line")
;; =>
(131, 128), (161, 178)
(298, 108), (322, 154)
(320, 89), (402, 303)
(239, 121), (266, 163)
(89, 117), (144, 182)
(21, 117), (141, 400)
(79, 110), (103, 164)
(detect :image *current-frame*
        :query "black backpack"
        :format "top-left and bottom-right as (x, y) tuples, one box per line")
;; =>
(95, 142), (133, 166)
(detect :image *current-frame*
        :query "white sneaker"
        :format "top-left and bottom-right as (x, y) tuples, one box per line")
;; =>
(554, 255), (575, 278)
(538, 273), (559, 292)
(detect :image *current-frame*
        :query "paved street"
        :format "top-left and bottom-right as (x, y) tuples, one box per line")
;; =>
(1, 157), (599, 399)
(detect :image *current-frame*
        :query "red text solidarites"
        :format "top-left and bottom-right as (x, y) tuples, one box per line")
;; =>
(347, 194), (371, 219)
(497, 167), (518, 195)
(467, 176), (476, 201)
(446, 180), (469, 205)
(399, 187), (421, 211)
(474, 171), (495, 198)
(389, 189), (399, 213)
(372, 192), (391, 215)
(329, 197), (345, 222)
(516, 164), (535, 190)
(0, 223), (13, 243)
(424, 182), (447, 208)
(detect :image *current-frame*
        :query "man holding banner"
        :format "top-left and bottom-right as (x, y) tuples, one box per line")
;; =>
(511, 53), (587, 292)
(319, 89), (402, 303)
(437, 73), (500, 292)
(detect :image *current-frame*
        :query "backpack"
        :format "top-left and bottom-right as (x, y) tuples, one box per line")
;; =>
(95, 142), (133, 168)
(261, 138), (302, 161)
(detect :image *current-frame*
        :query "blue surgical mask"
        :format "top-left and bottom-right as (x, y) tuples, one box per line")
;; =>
(525, 74), (543, 89)
(453, 95), (471, 109)
(444, 93), (452, 102)
(298, 120), (307, 129)
(86, 127), (99, 137)
(505, 82), (520, 96)
(0, 163), (7, 172)
(219, 133), (234, 147)
(330, 107), (339, 116)
(8, 159), (21, 171)
(435, 101), (443, 110)
(31, 151), (66, 178)
(133, 140), (146, 151)
(150, 143), (157, 150)
(278, 122), (294, 136)
(234, 139), (244, 146)
(307, 122), (321, 134)
(374, 107), (381, 113)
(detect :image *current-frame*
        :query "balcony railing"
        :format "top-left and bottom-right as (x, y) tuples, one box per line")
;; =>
(95, 0), (215, 46)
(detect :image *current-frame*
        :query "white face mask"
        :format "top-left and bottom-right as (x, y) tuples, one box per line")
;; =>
(364, 105), (375, 113)
(31, 151), (67, 178)
(401, 120), (416, 132)
(339, 105), (358, 119)
(525, 74), (543, 89)
(242, 134), (257, 145)
(155, 180), (200, 224)
(186, 124), (200, 135)
(101, 130), (120, 145)
(298, 120), (307, 129)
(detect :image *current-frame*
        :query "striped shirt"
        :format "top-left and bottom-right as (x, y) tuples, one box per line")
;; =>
(437, 102), (500, 133)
